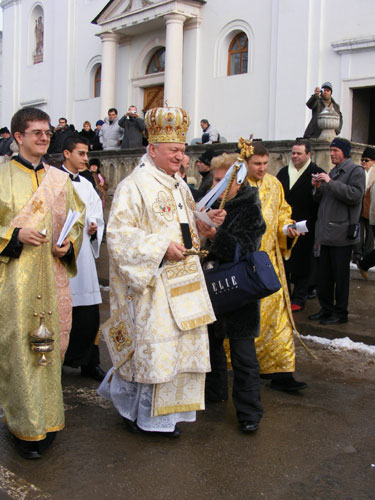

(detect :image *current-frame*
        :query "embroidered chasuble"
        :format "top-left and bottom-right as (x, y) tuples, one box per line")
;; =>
(106, 154), (215, 415)
(249, 173), (296, 374)
(0, 159), (85, 440)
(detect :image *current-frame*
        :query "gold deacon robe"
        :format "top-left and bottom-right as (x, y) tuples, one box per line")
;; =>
(106, 154), (215, 415)
(0, 159), (84, 440)
(249, 173), (297, 374)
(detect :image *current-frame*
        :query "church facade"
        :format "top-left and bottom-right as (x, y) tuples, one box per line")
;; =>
(1, 0), (375, 143)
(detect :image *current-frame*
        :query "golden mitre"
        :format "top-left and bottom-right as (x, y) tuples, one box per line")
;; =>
(145, 107), (190, 144)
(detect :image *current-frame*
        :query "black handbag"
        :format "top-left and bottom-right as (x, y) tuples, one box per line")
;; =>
(204, 246), (281, 315)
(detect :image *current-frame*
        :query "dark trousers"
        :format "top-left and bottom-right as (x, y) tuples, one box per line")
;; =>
(286, 271), (309, 306)
(353, 217), (374, 261)
(361, 225), (375, 270)
(317, 245), (353, 318)
(64, 304), (100, 368)
(205, 330), (263, 423)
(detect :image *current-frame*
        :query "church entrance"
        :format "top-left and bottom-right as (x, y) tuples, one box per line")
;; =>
(351, 86), (375, 144)
(143, 85), (164, 113)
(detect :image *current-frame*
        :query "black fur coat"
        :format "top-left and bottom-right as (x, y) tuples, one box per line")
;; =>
(206, 183), (266, 339)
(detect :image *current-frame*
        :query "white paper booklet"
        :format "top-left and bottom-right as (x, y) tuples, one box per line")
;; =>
(282, 220), (308, 235)
(57, 209), (81, 246)
(194, 210), (218, 228)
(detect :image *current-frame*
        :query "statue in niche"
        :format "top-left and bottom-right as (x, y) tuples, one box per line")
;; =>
(33, 16), (44, 64)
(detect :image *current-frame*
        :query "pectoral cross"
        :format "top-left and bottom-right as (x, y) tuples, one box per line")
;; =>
(32, 200), (44, 214)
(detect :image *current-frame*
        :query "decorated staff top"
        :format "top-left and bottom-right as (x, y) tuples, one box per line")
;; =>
(145, 107), (190, 144)
(196, 136), (254, 212)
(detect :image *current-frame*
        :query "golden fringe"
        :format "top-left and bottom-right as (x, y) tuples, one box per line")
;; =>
(170, 281), (201, 297)
(152, 402), (204, 416)
(180, 314), (211, 330)
(293, 329), (317, 359)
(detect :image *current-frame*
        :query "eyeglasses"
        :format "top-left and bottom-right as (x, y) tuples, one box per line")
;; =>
(361, 158), (371, 163)
(23, 130), (52, 138)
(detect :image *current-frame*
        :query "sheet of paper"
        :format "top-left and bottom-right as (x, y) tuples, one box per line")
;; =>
(282, 220), (308, 235)
(57, 209), (81, 246)
(194, 210), (218, 228)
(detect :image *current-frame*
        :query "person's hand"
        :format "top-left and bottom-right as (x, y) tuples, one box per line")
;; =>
(196, 219), (217, 240)
(312, 172), (330, 187)
(53, 238), (70, 258)
(165, 241), (186, 261)
(87, 222), (97, 235)
(18, 228), (49, 246)
(287, 227), (305, 238)
(207, 209), (226, 226)
(314, 87), (321, 96)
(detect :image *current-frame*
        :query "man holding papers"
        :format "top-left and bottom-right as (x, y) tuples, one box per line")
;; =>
(0, 107), (84, 459)
(60, 136), (105, 382)
(277, 140), (324, 312)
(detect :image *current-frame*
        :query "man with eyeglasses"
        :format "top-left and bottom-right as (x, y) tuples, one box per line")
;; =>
(357, 147), (375, 279)
(0, 107), (85, 459)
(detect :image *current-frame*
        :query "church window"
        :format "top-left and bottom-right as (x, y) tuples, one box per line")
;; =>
(228, 32), (248, 75)
(146, 48), (166, 74)
(94, 65), (101, 97)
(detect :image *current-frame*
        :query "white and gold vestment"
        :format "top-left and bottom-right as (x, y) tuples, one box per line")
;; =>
(104, 153), (215, 417)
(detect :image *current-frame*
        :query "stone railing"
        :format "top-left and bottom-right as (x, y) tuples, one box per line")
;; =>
(88, 139), (368, 197)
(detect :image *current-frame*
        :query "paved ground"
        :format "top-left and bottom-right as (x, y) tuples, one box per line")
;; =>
(1, 243), (375, 499)
(1, 339), (374, 500)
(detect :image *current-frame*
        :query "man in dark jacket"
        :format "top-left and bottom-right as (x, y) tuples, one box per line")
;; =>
(0, 127), (13, 156)
(309, 138), (365, 325)
(48, 117), (75, 154)
(196, 149), (220, 196)
(277, 140), (324, 311)
(118, 105), (145, 149)
(303, 82), (343, 139)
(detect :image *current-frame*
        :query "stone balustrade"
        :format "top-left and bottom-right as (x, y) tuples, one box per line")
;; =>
(88, 140), (367, 197)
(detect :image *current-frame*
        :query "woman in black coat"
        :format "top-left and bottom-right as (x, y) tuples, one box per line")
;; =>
(197, 153), (266, 433)
(79, 121), (95, 150)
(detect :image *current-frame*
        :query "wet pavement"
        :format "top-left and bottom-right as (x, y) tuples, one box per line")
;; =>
(1, 244), (375, 499)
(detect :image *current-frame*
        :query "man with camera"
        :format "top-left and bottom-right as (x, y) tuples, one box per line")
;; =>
(303, 82), (343, 139)
(119, 105), (146, 149)
(309, 138), (365, 325)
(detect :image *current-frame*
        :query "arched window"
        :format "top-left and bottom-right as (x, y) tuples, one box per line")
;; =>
(227, 32), (248, 76)
(94, 65), (101, 97)
(146, 47), (166, 74)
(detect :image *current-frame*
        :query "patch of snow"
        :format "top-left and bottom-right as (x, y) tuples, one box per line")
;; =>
(301, 335), (375, 355)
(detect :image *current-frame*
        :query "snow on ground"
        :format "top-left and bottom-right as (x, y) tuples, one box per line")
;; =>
(302, 335), (375, 355)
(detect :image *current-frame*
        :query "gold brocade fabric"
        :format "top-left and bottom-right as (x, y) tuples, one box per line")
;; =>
(0, 161), (84, 440)
(107, 154), (212, 386)
(249, 174), (296, 374)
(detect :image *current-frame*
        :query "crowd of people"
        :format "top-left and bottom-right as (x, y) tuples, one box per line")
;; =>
(0, 90), (373, 460)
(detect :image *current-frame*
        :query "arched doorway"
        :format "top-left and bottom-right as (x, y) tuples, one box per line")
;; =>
(142, 47), (165, 113)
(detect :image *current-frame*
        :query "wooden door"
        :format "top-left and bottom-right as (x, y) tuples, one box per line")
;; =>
(143, 86), (164, 113)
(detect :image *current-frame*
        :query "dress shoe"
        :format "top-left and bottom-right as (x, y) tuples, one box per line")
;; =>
(270, 377), (308, 392)
(240, 421), (258, 433)
(307, 288), (317, 299)
(308, 310), (331, 321)
(123, 417), (141, 433)
(81, 365), (106, 382)
(357, 262), (369, 280)
(291, 303), (304, 312)
(38, 432), (57, 454)
(319, 314), (348, 325)
(13, 436), (41, 460)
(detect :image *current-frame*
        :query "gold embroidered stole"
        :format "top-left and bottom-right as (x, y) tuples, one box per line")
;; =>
(132, 158), (216, 331)
(11, 163), (73, 356)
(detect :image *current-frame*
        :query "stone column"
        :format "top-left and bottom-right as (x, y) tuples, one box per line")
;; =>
(164, 13), (186, 107)
(99, 31), (119, 118)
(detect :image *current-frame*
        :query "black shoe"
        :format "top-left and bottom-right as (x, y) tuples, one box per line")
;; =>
(123, 417), (141, 433)
(13, 436), (42, 460)
(270, 377), (308, 392)
(240, 421), (259, 433)
(319, 314), (348, 325)
(81, 365), (106, 382)
(307, 288), (317, 299)
(357, 261), (369, 280)
(37, 432), (57, 454)
(308, 310), (331, 321)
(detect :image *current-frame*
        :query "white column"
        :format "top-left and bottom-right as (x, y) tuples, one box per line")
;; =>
(99, 32), (119, 118)
(164, 13), (186, 107)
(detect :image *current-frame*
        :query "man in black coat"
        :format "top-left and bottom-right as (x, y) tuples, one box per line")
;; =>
(277, 140), (324, 311)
